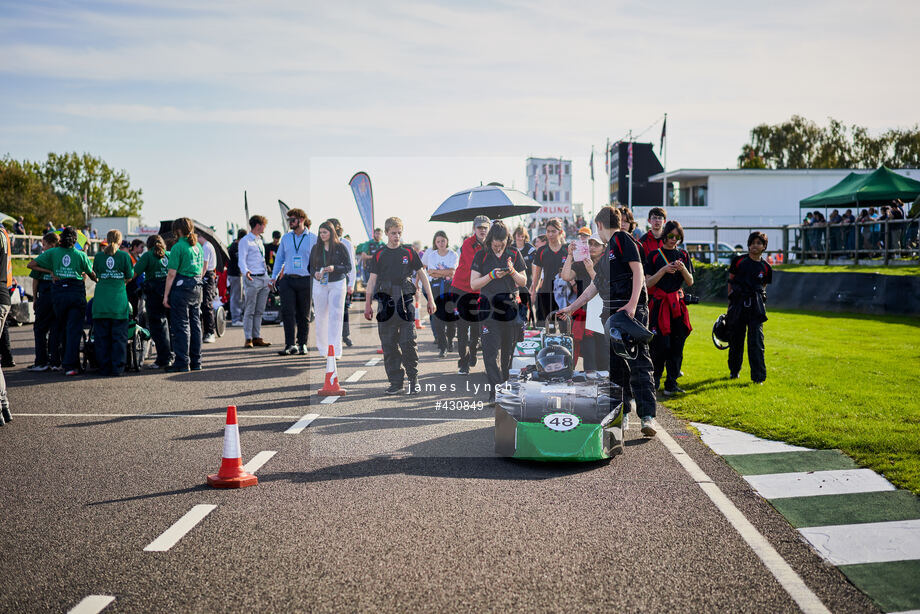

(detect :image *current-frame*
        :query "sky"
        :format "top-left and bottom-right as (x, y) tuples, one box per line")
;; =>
(2, 0), (918, 246)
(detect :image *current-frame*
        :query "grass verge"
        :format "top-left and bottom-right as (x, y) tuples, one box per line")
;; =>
(775, 264), (920, 276)
(663, 303), (920, 495)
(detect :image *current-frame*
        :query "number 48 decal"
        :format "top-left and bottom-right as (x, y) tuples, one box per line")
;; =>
(543, 412), (580, 432)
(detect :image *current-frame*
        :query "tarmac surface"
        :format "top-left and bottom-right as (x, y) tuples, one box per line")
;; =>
(0, 308), (880, 613)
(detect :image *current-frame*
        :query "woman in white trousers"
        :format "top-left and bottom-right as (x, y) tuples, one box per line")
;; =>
(309, 221), (352, 358)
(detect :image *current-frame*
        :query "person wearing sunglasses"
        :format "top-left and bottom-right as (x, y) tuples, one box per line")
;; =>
(271, 209), (317, 355)
(645, 221), (694, 396)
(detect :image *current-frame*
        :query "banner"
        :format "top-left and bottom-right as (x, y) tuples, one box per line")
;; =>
(348, 172), (374, 241)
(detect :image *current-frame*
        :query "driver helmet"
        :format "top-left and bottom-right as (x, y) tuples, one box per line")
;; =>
(535, 344), (574, 380)
(604, 311), (654, 360)
(712, 313), (730, 350)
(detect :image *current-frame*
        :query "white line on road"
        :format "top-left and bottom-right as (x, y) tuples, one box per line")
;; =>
(18, 412), (491, 422)
(320, 396), (340, 404)
(68, 595), (115, 614)
(656, 426), (830, 614)
(285, 413), (319, 434)
(344, 370), (367, 383)
(365, 357), (381, 366)
(143, 504), (217, 552)
(242, 451), (277, 473)
(744, 469), (895, 500)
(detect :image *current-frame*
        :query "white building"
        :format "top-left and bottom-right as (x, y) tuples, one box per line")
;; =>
(526, 157), (573, 221)
(639, 168), (920, 249)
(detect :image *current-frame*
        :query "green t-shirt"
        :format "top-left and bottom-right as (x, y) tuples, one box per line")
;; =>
(167, 239), (203, 277)
(29, 269), (52, 282)
(134, 250), (171, 281)
(34, 246), (92, 280)
(92, 249), (134, 320)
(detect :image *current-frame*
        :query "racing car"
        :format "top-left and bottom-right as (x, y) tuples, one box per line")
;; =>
(495, 312), (624, 462)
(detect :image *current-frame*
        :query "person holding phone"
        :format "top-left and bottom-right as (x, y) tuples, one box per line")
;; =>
(309, 221), (352, 359)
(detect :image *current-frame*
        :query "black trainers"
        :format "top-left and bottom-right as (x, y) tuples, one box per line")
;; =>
(663, 385), (685, 397)
(729, 373), (740, 380)
(457, 366), (469, 375)
(343, 336), (353, 347)
(438, 349), (446, 358)
(385, 383), (402, 394)
(298, 345), (309, 355)
(1, 404), (11, 423)
(278, 345), (298, 356)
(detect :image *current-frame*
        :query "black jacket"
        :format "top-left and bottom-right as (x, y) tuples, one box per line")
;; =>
(309, 242), (352, 283)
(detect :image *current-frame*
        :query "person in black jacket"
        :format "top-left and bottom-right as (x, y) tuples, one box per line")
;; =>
(227, 228), (246, 326)
(727, 232), (772, 383)
(309, 221), (352, 358)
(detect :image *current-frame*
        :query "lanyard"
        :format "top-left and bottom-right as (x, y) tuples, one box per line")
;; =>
(657, 247), (670, 265)
(291, 231), (306, 254)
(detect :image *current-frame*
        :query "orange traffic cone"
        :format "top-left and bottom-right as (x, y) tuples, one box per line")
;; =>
(317, 345), (347, 396)
(414, 299), (425, 329)
(376, 347), (384, 354)
(207, 406), (258, 489)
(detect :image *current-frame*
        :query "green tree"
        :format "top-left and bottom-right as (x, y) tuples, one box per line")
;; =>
(29, 152), (144, 221)
(0, 157), (82, 232)
(738, 117), (920, 169)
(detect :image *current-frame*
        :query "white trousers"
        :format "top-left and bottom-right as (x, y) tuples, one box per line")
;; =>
(312, 278), (346, 358)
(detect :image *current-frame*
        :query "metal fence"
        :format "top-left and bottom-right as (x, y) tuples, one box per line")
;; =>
(10, 234), (104, 259)
(682, 218), (919, 265)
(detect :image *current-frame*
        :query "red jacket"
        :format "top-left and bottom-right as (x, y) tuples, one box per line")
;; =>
(639, 231), (663, 259)
(451, 235), (482, 294)
(648, 286), (692, 336)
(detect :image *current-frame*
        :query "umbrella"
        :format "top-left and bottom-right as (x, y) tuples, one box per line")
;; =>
(0, 212), (16, 226)
(430, 185), (541, 223)
(158, 219), (231, 272)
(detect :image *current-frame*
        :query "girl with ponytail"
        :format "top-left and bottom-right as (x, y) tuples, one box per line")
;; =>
(163, 217), (204, 372)
(91, 229), (134, 376)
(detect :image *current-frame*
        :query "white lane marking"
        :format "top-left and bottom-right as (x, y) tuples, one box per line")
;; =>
(68, 595), (115, 614)
(284, 413), (319, 434)
(143, 504), (217, 552)
(692, 422), (810, 456)
(320, 396), (340, 404)
(242, 451), (276, 473)
(365, 357), (381, 366)
(744, 469), (895, 500)
(798, 519), (920, 566)
(657, 428), (830, 614)
(889, 610), (920, 614)
(344, 370), (367, 383)
(17, 412), (491, 422)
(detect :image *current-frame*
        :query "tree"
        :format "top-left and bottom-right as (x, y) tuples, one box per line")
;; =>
(29, 152), (144, 221)
(738, 117), (920, 169)
(0, 157), (82, 232)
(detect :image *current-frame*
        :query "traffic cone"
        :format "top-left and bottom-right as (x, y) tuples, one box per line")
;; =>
(414, 299), (425, 329)
(207, 406), (258, 489)
(376, 347), (384, 354)
(317, 345), (347, 396)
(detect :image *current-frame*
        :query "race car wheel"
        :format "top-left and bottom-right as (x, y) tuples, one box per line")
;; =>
(214, 305), (226, 337)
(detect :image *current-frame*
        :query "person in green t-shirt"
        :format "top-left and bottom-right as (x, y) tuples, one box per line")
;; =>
(27, 232), (61, 371)
(91, 229), (135, 376)
(28, 226), (96, 375)
(132, 234), (172, 368)
(163, 218), (204, 372)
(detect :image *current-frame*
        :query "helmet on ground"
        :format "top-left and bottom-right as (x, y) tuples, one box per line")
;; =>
(604, 311), (654, 360)
(712, 314), (730, 350)
(535, 344), (573, 380)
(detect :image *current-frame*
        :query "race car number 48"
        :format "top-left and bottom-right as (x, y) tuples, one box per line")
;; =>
(543, 412), (580, 432)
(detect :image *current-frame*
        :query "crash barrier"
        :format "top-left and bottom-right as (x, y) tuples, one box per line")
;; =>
(207, 406), (258, 489)
(10, 234), (104, 258)
(768, 271), (920, 316)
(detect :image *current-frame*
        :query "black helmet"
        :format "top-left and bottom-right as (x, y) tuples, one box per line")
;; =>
(712, 314), (730, 350)
(604, 311), (654, 360)
(535, 344), (573, 380)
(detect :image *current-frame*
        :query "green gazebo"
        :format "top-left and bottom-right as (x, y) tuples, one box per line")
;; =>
(800, 166), (920, 208)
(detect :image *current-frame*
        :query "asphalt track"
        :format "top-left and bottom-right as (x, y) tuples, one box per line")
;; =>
(0, 308), (880, 613)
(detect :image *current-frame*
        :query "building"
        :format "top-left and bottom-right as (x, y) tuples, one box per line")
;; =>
(526, 157), (572, 221)
(609, 141), (666, 208)
(635, 168), (920, 249)
(90, 216), (159, 242)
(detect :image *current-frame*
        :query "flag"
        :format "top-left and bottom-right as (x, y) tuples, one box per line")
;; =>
(660, 115), (667, 154)
(558, 157), (563, 188)
(278, 199), (291, 230)
(605, 138), (610, 172)
(244, 190), (250, 224)
(628, 142), (633, 172)
(589, 148), (594, 181)
(348, 172), (375, 241)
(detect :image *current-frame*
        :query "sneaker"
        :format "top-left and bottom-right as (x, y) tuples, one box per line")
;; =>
(343, 336), (353, 348)
(166, 364), (190, 373)
(640, 416), (657, 437)
(229, 320), (244, 327)
(620, 413), (629, 431)
(27, 364), (50, 372)
(385, 383), (403, 394)
(406, 379), (417, 395)
(298, 345), (309, 355)
(202, 334), (216, 344)
(64, 369), (80, 376)
(663, 385), (685, 397)
(278, 345), (298, 356)
(438, 349), (446, 358)
(51, 365), (63, 372)
(2, 359), (15, 368)
(729, 372), (739, 380)
(190, 364), (202, 371)
(2, 404), (12, 423)
(457, 366), (469, 375)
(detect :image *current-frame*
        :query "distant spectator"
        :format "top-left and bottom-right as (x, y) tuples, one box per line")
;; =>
(226, 228), (247, 326)
(44, 221), (55, 233)
(265, 230), (282, 268)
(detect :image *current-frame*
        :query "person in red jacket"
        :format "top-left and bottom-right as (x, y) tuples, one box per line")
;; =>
(638, 207), (667, 259)
(449, 215), (489, 375)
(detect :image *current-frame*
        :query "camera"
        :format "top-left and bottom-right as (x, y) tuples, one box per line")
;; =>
(684, 293), (701, 305)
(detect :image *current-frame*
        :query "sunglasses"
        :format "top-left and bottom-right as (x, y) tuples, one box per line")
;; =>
(666, 233), (681, 241)
(287, 217), (302, 223)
